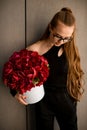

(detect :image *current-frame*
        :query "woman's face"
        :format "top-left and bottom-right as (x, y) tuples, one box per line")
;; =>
(49, 21), (75, 46)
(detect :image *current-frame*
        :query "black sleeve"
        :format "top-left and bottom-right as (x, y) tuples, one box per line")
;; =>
(10, 89), (17, 97)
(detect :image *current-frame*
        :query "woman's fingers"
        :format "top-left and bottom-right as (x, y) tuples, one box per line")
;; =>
(15, 93), (28, 105)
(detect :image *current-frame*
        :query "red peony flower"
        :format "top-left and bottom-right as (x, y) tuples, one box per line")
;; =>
(3, 49), (49, 94)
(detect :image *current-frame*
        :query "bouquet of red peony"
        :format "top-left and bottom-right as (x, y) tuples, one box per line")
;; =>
(3, 49), (49, 95)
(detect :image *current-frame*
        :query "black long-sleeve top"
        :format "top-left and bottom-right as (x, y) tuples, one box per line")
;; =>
(43, 45), (68, 89)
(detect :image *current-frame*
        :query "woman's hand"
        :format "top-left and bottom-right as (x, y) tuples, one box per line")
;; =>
(15, 92), (28, 105)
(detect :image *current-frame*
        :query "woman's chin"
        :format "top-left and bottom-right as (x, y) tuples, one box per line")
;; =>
(54, 42), (61, 47)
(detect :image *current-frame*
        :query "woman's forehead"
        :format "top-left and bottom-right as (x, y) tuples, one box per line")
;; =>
(54, 21), (74, 37)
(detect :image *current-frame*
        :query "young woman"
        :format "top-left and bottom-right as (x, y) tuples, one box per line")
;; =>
(11, 7), (84, 130)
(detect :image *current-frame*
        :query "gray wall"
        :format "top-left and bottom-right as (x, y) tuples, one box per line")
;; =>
(0, 0), (87, 130)
(0, 0), (26, 130)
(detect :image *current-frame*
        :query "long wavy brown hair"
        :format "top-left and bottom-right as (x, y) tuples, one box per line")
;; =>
(41, 7), (84, 101)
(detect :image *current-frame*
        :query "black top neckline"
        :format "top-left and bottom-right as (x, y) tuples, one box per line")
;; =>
(43, 45), (63, 56)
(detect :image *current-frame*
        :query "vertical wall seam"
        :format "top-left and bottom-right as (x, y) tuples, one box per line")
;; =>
(25, 1), (29, 130)
(25, 0), (27, 48)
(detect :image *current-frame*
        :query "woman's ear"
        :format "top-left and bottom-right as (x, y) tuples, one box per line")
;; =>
(48, 23), (52, 33)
